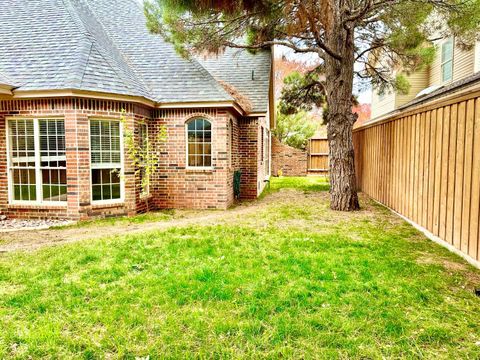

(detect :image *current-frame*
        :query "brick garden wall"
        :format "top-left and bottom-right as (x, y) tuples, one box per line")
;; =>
(0, 98), (262, 219)
(271, 136), (308, 176)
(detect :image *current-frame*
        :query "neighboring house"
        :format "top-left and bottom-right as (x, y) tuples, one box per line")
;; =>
(371, 37), (480, 119)
(0, 0), (275, 219)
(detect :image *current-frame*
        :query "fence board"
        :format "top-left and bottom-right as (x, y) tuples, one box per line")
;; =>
(353, 91), (480, 263)
(308, 138), (329, 174)
(439, 106), (451, 240)
(469, 99), (480, 259)
(461, 99), (475, 252)
(454, 102), (466, 250)
(446, 104), (458, 244)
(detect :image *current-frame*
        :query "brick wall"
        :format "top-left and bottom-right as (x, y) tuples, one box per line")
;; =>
(0, 98), (264, 219)
(271, 136), (308, 176)
(149, 108), (237, 209)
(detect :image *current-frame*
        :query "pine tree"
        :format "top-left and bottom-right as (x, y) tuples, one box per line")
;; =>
(145, 0), (480, 210)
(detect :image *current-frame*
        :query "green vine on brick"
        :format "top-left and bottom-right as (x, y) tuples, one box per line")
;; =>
(119, 109), (166, 199)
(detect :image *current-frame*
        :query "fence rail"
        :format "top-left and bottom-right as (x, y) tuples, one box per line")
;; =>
(353, 88), (480, 263)
(308, 138), (329, 174)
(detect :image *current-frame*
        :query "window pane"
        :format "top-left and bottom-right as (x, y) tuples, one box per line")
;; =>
(112, 184), (121, 199)
(42, 169), (67, 201)
(442, 38), (453, 62)
(92, 184), (102, 201)
(90, 120), (121, 170)
(8, 119), (38, 202)
(186, 118), (212, 167)
(91, 168), (121, 201)
(12, 168), (36, 201)
(204, 156), (212, 167)
(442, 61), (453, 82)
(39, 119), (66, 202)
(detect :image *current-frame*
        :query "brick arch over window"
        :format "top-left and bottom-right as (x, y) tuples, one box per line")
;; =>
(185, 117), (212, 168)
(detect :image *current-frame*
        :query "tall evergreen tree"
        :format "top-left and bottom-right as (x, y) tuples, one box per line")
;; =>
(145, 0), (480, 211)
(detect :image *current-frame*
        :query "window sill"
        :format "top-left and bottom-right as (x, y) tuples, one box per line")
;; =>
(186, 167), (214, 173)
(8, 202), (67, 209)
(91, 201), (125, 209)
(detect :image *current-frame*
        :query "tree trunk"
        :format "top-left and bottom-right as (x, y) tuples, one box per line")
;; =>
(325, 23), (360, 211)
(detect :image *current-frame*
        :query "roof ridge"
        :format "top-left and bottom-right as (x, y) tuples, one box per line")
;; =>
(189, 56), (235, 102)
(62, 0), (152, 97)
(0, 71), (16, 87)
(81, 0), (154, 96)
(60, 0), (94, 89)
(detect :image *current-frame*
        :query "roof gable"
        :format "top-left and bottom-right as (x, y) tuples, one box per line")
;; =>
(0, 0), (271, 113)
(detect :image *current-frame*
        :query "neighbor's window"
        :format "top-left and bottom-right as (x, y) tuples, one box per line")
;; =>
(90, 119), (122, 202)
(186, 118), (212, 167)
(441, 37), (454, 82)
(8, 118), (67, 203)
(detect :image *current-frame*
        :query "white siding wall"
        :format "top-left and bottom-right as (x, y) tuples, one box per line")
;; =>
(371, 89), (396, 119)
(429, 37), (475, 86)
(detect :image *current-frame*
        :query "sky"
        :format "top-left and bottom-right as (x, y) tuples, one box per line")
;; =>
(138, 1), (372, 104)
(276, 45), (372, 104)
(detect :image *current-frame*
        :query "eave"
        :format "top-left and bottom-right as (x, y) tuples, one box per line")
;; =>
(0, 88), (250, 116)
(0, 83), (13, 95)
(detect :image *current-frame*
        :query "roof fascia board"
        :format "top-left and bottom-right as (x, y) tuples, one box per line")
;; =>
(0, 85), (12, 95)
(2, 89), (247, 115)
(156, 101), (245, 115)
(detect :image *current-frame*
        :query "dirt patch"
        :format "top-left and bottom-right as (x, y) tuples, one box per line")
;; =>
(417, 255), (468, 271)
(0, 189), (314, 253)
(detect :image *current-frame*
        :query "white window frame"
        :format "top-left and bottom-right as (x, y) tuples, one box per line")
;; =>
(185, 117), (214, 170)
(228, 119), (234, 168)
(264, 127), (270, 178)
(88, 118), (125, 205)
(6, 117), (67, 206)
(139, 121), (150, 198)
(474, 40), (480, 73)
(441, 37), (454, 83)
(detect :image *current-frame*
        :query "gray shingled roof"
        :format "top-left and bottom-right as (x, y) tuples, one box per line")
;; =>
(197, 48), (272, 113)
(0, 72), (14, 87)
(0, 0), (271, 113)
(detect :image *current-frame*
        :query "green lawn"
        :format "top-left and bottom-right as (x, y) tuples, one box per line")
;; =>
(1, 177), (479, 358)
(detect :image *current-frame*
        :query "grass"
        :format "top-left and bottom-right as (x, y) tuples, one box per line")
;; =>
(1, 177), (479, 358)
(269, 175), (330, 192)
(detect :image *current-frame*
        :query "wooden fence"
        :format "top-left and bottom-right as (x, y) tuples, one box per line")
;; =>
(308, 138), (329, 174)
(353, 88), (480, 263)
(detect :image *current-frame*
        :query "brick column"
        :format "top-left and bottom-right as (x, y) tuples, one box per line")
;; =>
(0, 113), (7, 212)
(239, 117), (259, 199)
(65, 109), (91, 219)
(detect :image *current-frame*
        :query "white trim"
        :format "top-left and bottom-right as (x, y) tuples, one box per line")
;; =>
(33, 119), (42, 202)
(4, 89), (248, 115)
(88, 118), (125, 204)
(374, 199), (480, 269)
(474, 40), (480, 73)
(6, 118), (68, 205)
(440, 37), (454, 83)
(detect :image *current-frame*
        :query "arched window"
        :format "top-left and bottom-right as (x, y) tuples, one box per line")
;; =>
(186, 118), (212, 167)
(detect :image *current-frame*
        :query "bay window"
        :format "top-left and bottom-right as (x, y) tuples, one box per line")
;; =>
(8, 118), (67, 203)
(90, 119), (122, 202)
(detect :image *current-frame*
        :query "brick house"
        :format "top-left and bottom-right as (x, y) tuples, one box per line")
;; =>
(0, 0), (275, 220)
